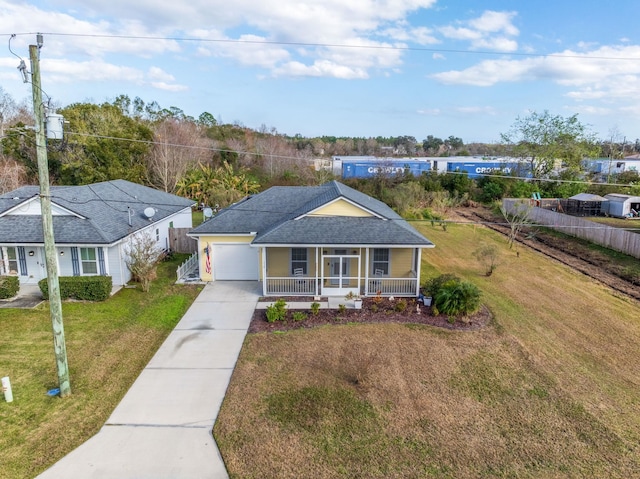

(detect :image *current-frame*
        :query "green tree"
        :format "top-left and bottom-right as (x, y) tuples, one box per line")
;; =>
(52, 102), (153, 184)
(501, 111), (600, 178)
(175, 161), (260, 208)
(423, 135), (443, 154)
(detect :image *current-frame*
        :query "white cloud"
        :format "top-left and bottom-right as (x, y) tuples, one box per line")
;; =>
(469, 11), (519, 36)
(10, 0), (439, 80)
(150, 82), (189, 92)
(432, 53), (445, 60)
(417, 108), (441, 115)
(455, 106), (497, 115)
(147, 67), (175, 82)
(381, 25), (439, 45)
(273, 60), (368, 79)
(43, 58), (144, 83)
(440, 10), (519, 52)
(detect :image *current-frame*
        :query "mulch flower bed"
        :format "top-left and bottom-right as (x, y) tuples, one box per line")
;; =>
(249, 297), (492, 333)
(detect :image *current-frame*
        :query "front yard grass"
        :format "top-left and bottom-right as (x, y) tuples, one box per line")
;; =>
(215, 223), (640, 478)
(0, 255), (202, 479)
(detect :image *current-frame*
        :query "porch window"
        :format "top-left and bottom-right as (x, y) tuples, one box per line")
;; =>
(291, 248), (308, 275)
(80, 247), (98, 275)
(372, 248), (389, 275)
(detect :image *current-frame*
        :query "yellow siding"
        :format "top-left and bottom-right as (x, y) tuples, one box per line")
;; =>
(391, 249), (414, 277)
(308, 199), (373, 217)
(266, 247), (318, 277)
(204, 235), (254, 243)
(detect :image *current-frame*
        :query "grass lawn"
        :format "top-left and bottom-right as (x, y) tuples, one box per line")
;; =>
(0, 255), (202, 479)
(215, 223), (640, 478)
(588, 216), (640, 233)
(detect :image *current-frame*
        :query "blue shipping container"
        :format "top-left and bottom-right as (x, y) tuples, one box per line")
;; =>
(446, 161), (531, 179)
(342, 161), (431, 179)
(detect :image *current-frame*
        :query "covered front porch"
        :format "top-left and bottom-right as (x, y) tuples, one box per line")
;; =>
(261, 246), (422, 297)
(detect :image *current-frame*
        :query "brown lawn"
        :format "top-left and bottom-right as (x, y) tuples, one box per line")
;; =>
(214, 222), (640, 478)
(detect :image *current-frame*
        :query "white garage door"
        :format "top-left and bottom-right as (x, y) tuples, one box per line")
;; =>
(213, 244), (259, 280)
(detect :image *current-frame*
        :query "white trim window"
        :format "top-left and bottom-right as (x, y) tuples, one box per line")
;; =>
(80, 247), (98, 275)
(372, 248), (390, 276)
(0, 246), (19, 275)
(291, 248), (308, 275)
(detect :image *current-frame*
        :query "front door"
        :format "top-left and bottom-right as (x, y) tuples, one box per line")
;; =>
(329, 249), (349, 287)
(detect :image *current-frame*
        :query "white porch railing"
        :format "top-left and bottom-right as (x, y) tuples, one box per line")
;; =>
(176, 252), (199, 282)
(264, 276), (419, 296)
(367, 278), (417, 296)
(266, 277), (316, 295)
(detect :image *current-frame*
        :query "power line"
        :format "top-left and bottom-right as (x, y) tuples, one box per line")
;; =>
(65, 129), (640, 187)
(3, 31), (640, 62)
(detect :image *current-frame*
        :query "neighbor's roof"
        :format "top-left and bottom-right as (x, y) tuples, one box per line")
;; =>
(190, 180), (433, 247)
(569, 193), (607, 202)
(604, 193), (640, 202)
(0, 179), (194, 245)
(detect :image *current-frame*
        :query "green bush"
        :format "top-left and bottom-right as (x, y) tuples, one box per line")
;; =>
(0, 275), (20, 299)
(292, 311), (307, 322)
(310, 302), (320, 315)
(424, 274), (481, 317)
(39, 276), (112, 301)
(394, 299), (407, 312)
(266, 299), (288, 322)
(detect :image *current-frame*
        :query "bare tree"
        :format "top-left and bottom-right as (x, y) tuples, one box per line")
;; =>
(147, 118), (211, 193)
(0, 160), (27, 193)
(125, 232), (162, 292)
(500, 199), (532, 250)
(473, 244), (502, 276)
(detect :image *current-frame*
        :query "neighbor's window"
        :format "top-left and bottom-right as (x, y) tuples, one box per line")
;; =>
(291, 248), (308, 275)
(372, 248), (389, 275)
(0, 247), (19, 275)
(80, 247), (98, 275)
(155, 228), (160, 241)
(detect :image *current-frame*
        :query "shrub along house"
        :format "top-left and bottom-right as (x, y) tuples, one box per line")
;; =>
(189, 180), (434, 297)
(0, 180), (194, 288)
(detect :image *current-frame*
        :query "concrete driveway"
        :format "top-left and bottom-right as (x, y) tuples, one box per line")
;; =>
(36, 281), (260, 479)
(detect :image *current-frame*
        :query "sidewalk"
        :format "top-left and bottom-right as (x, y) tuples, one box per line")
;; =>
(36, 281), (260, 479)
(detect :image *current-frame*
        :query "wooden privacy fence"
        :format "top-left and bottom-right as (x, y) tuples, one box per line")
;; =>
(503, 199), (640, 259)
(169, 227), (197, 254)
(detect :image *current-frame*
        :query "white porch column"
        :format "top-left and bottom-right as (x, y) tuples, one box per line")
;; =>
(415, 247), (422, 297)
(364, 247), (370, 296)
(262, 247), (267, 296)
(315, 247), (319, 296)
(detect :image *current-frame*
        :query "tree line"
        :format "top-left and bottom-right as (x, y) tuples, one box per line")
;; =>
(1, 88), (639, 212)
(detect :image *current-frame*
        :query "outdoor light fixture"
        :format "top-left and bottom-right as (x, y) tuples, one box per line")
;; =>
(59, 251), (64, 256)
(28, 250), (35, 256)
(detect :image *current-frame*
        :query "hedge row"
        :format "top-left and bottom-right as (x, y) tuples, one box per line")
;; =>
(0, 275), (20, 299)
(39, 276), (113, 301)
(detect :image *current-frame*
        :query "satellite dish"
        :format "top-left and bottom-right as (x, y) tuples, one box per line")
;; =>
(143, 207), (156, 220)
(203, 207), (213, 219)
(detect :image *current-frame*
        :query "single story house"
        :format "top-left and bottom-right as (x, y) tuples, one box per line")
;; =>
(0, 180), (194, 286)
(189, 180), (434, 297)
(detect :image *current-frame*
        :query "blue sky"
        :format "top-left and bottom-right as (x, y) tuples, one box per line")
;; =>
(1, 0), (640, 144)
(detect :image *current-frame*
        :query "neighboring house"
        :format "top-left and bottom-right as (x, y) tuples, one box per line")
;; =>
(0, 180), (194, 286)
(189, 180), (434, 297)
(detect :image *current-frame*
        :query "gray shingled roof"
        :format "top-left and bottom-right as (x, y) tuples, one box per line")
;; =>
(190, 180), (433, 247)
(0, 180), (194, 245)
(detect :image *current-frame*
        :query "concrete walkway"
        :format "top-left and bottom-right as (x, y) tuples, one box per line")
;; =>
(37, 281), (260, 479)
